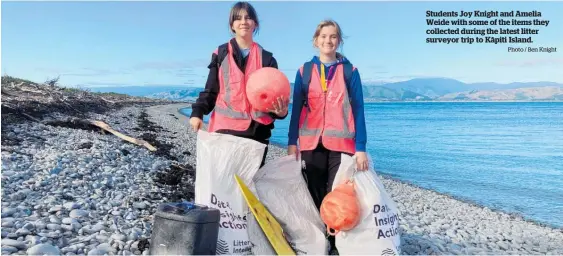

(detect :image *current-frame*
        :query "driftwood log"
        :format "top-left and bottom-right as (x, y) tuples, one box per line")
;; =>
(3, 104), (157, 152)
(85, 119), (157, 152)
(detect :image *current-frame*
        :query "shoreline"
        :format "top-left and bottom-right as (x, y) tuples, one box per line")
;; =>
(375, 172), (562, 231)
(154, 103), (563, 255)
(362, 100), (563, 103)
(174, 103), (562, 231)
(2, 102), (562, 255)
(177, 100), (563, 104)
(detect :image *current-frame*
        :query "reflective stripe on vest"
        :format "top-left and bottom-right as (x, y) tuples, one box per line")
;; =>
(299, 99), (355, 138)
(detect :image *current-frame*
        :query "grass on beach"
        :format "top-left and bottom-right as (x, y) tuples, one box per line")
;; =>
(1, 75), (174, 124)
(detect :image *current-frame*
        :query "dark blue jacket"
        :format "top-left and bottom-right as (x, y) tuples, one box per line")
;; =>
(288, 56), (367, 152)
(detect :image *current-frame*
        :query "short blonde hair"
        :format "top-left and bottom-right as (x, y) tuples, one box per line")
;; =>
(312, 19), (345, 57)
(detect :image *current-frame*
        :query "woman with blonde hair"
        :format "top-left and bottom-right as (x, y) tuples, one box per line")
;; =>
(287, 19), (368, 252)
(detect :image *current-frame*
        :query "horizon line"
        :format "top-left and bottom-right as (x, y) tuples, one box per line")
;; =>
(78, 78), (563, 88)
(3, 74), (562, 88)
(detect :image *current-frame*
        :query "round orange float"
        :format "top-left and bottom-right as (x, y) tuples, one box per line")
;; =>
(246, 67), (290, 112)
(320, 179), (361, 236)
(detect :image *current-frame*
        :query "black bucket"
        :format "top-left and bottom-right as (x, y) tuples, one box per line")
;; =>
(149, 201), (220, 255)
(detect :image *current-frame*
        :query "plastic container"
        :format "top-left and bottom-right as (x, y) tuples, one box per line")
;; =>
(149, 201), (220, 255)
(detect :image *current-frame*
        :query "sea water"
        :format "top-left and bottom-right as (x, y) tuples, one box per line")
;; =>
(181, 102), (563, 228)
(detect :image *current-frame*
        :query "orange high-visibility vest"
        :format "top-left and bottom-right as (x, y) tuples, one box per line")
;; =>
(208, 42), (274, 133)
(298, 63), (356, 155)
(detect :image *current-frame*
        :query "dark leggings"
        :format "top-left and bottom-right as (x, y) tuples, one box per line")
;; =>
(300, 141), (352, 250)
(300, 143), (343, 210)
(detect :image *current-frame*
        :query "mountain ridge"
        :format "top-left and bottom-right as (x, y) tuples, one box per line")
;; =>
(111, 78), (563, 102)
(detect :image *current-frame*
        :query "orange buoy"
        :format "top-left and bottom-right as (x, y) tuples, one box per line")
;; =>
(246, 67), (290, 112)
(320, 179), (361, 236)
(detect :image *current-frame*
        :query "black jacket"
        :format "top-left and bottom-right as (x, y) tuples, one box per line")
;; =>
(190, 38), (287, 144)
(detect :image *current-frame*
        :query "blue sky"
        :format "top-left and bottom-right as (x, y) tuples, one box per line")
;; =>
(2, 1), (562, 88)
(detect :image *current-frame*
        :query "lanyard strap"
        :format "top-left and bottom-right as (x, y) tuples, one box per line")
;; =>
(320, 64), (328, 92)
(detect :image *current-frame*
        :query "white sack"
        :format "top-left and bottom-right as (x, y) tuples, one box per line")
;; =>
(332, 154), (402, 255)
(195, 130), (266, 255)
(248, 155), (329, 255)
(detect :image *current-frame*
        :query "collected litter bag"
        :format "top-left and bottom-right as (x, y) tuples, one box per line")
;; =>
(331, 154), (401, 255)
(195, 130), (266, 255)
(247, 155), (329, 255)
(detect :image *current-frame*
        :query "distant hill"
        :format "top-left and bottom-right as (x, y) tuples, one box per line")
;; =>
(379, 78), (469, 98)
(88, 86), (191, 97)
(362, 86), (432, 101)
(466, 81), (563, 91)
(142, 78), (563, 102)
(144, 84), (431, 102)
(438, 86), (563, 101)
(147, 87), (203, 101)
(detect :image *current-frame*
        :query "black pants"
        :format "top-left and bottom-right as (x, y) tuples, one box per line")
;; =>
(300, 143), (343, 210)
(300, 141), (351, 250)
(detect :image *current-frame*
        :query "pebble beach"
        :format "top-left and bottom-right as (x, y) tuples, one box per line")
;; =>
(2, 102), (563, 255)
